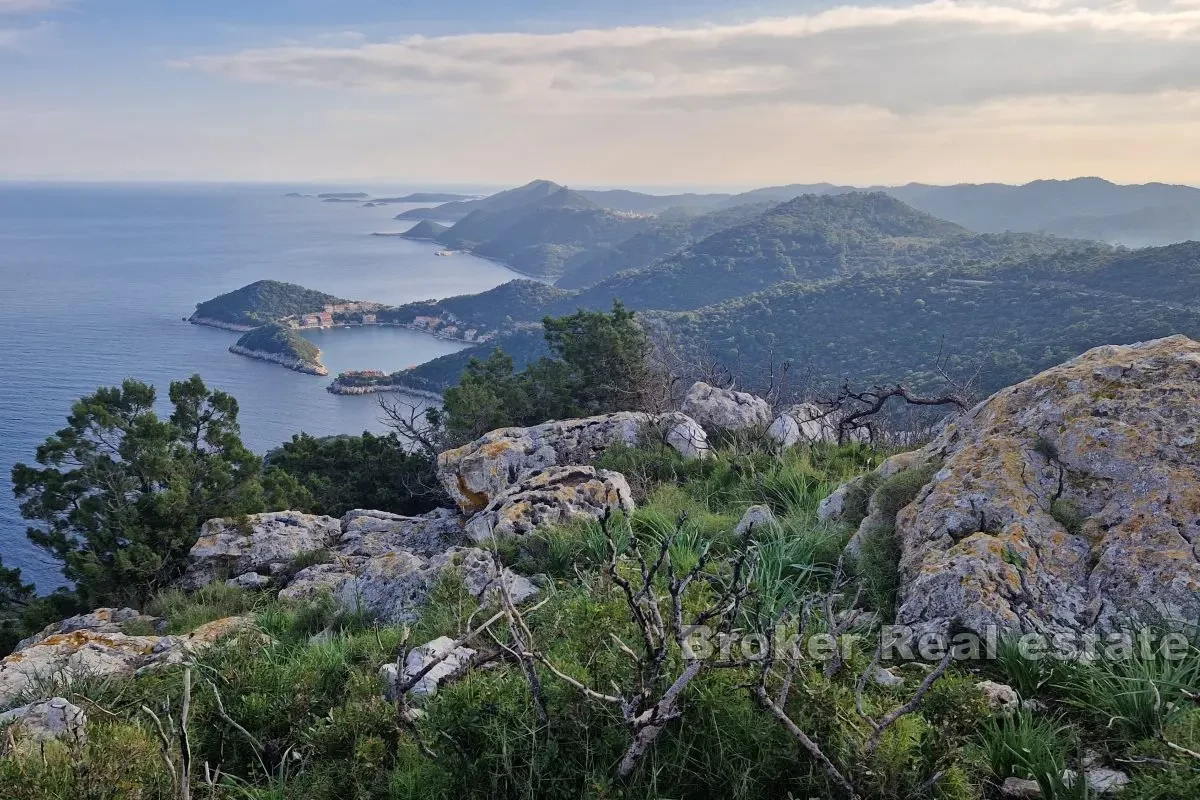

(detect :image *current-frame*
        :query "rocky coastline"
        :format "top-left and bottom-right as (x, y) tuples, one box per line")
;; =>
(229, 343), (329, 376)
(189, 315), (257, 332)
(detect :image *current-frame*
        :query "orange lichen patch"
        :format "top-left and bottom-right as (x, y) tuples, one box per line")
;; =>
(21, 630), (160, 657)
(192, 534), (222, 549)
(456, 475), (490, 514)
(479, 440), (519, 459)
(182, 617), (264, 649)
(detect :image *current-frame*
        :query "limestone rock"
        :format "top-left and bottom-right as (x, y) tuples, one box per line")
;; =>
(766, 403), (837, 447)
(663, 413), (711, 460)
(1001, 777), (1042, 799)
(454, 547), (540, 605)
(464, 466), (634, 542)
(15, 608), (165, 652)
(871, 667), (906, 687)
(338, 508), (465, 558)
(227, 572), (272, 590)
(977, 680), (1020, 716)
(0, 698), (87, 749)
(380, 636), (478, 701)
(182, 511), (340, 589)
(279, 562), (356, 602)
(0, 617), (256, 706)
(1062, 767), (1130, 794)
(733, 505), (776, 537)
(436, 411), (706, 514)
(825, 336), (1200, 638)
(681, 382), (772, 433)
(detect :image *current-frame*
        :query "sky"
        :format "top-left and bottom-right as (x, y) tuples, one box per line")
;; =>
(2, 0), (1200, 187)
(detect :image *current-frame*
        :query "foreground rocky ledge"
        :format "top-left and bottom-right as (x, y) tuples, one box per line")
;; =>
(826, 334), (1200, 638)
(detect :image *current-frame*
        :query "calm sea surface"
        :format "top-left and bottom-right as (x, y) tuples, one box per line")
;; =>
(0, 183), (519, 587)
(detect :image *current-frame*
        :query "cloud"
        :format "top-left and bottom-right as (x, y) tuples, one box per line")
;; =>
(173, 0), (1200, 114)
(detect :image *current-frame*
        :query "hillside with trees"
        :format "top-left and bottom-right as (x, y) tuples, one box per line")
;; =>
(190, 279), (344, 329)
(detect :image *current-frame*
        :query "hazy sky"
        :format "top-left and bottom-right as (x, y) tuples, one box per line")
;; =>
(3, 0), (1200, 186)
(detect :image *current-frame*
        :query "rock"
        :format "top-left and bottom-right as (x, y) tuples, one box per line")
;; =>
(182, 511), (340, 589)
(1001, 777), (1042, 799)
(338, 508), (465, 558)
(279, 562), (356, 602)
(15, 608), (165, 652)
(323, 546), (539, 625)
(663, 413), (712, 460)
(0, 618), (256, 705)
(455, 547), (540, 605)
(226, 572), (272, 590)
(1066, 767), (1130, 794)
(733, 505), (776, 537)
(0, 698), (87, 749)
(681, 382), (772, 433)
(380, 636), (478, 701)
(766, 403), (837, 446)
(829, 336), (1200, 638)
(977, 680), (1020, 716)
(817, 482), (855, 523)
(871, 667), (906, 687)
(437, 411), (707, 514)
(464, 466), (634, 542)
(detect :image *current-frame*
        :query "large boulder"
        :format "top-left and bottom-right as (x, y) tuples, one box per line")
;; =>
(767, 403), (838, 446)
(681, 382), (772, 433)
(437, 411), (707, 514)
(837, 336), (1200, 638)
(464, 466), (634, 542)
(182, 511), (341, 589)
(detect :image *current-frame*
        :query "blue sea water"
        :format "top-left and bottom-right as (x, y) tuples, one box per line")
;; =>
(0, 183), (520, 587)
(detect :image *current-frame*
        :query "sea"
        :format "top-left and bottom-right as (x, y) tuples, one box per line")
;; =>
(0, 182), (522, 588)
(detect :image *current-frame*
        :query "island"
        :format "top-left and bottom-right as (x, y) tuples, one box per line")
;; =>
(229, 323), (328, 375)
(399, 220), (449, 241)
(373, 192), (477, 204)
(189, 280), (348, 330)
(317, 192), (369, 200)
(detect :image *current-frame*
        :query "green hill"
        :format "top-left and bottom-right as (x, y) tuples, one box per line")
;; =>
(191, 280), (344, 329)
(230, 323), (326, 374)
(436, 188), (599, 250)
(555, 202), (774, 289)
(574, 193), (1101, 312)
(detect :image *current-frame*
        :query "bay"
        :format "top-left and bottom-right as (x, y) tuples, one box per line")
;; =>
(0, 182), (518, 587)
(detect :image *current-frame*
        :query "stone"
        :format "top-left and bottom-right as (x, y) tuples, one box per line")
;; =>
(0, 617), (257, 706)
(464, 466), (634, 542)
(663, 413), (711, 460)
(15, 608), (165, 652)
(1061, 767), (1130, 795)
(1001, 777), (1042, 799)
(681, 381), (772, 433)
(436, 411), (707, 514)
(977, 680), (1020, 716)
(338, 508), (465, 558)
(766, 403), (837, 447)
(825, 336), (1200, 639)
(226, 572), (272, 590)
(380, 636), (478, 701)
(733, 505), (776, 537)
(181, 511), (340, 589)
(279, 562), (356, 602)
(455, 547), (541, 605)
(871, 667), (906, 687)
(0, 698), (87, 749)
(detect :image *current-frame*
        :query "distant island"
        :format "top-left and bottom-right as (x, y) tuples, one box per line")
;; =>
(399, 220), (449, 241)
(229, 323), (328, 375)
(374, 193), (478, 204)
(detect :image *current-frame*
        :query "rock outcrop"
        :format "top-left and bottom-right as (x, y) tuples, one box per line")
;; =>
(0, 616), (259, 706)
(380, 636), (478, 701)
(437, 411), (708, 515)
(681, 382), (772, 433)
(15, 607), (165, 652)
(181, 511), (341, 589)
(464, 466), (634, 542)
(0, 698), (87, 750)
(829, 335), (1200, 638)
(766, 403), (837, 446)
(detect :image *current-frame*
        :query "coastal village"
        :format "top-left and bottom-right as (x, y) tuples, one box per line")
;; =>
(290, 302), (493, 347)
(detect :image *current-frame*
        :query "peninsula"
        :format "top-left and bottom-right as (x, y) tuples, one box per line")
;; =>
(190, 280), (347, 330)
(229, 323), (328, 375)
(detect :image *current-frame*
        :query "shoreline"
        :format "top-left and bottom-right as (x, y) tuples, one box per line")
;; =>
(229, 344), (329, 376)
(189, 316), (258, 332)
(327, 379), (442, 401)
